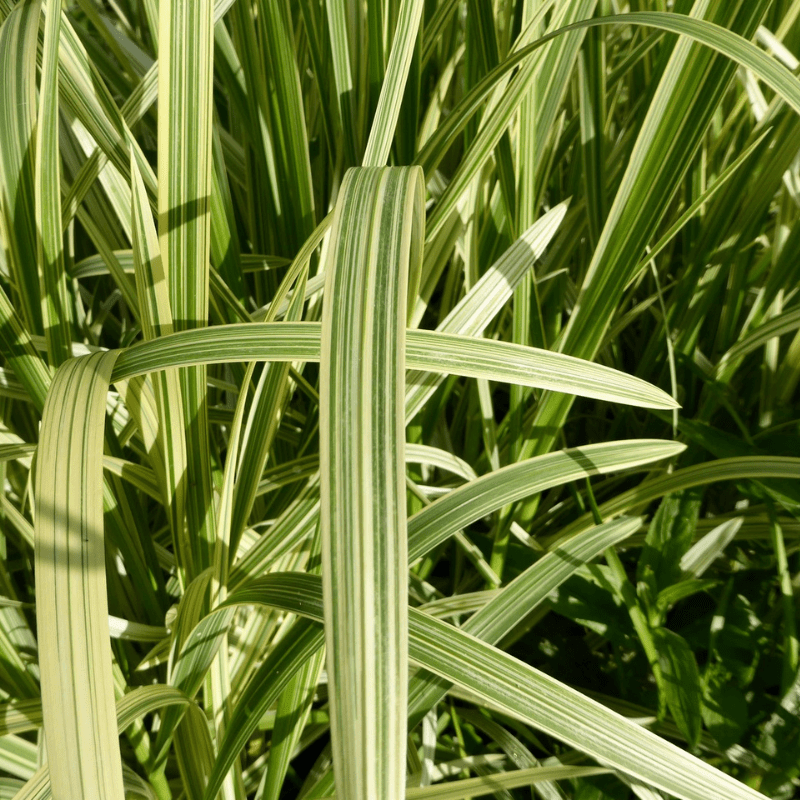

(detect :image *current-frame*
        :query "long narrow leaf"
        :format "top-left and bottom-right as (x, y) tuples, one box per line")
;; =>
(209, 573), (770, 800)
(34, 352), (124, 799)
(319, 166), (425, 799)
(158, 0), (216, 574)
(35, 0), (71, 366)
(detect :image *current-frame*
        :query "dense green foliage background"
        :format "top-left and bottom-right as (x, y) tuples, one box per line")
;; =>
(0, 0), (799, 798)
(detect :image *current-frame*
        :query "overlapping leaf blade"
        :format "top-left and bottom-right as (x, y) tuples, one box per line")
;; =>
(34, 352), (124, 799)
(158, 0), (216, 576)
(201, 572), (770, 800)
(319, 166), (424, 800)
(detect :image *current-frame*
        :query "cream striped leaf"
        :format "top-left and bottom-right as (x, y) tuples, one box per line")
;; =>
(259, 0), (315, 250)
(0, 0), (42, 336)
(320, 766), (611, 800)
(12, 685), (193, 799)
(60, 0), (238, 225)
(406, 440), (685, 563)
(129, 144), (190, 584)
(555, 456), (800, 544)
(362, 0), (425, 167)
(326, 0), (361, 164)
(201, 573), (770, 800)
(319, 167), (425, 800)
(34, 351), (124, 799)
(405, 516), (644, 728)
(35, 0), (71, 366)
(405, 200), (568, 419)
(108, 321), (677, 411)
(158, 0), (216, 575)
(524, 1), (771, 461)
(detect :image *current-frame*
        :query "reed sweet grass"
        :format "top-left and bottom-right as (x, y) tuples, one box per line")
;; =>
(0, 1), (798, 798)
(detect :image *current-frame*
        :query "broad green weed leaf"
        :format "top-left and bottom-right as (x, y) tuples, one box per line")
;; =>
(702, 669), (749, 751)
(637, 491), (702, 591)
(652, 627), (703, 750)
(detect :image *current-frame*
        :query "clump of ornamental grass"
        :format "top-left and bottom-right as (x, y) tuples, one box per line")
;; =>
(0, 1), (798, 799)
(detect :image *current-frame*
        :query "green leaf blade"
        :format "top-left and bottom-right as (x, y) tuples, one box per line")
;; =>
(319, 166), (424, 800)
(34, 352), (124, 800)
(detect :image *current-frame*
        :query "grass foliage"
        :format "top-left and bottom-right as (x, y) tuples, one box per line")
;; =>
(0, 0), (799, 797)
